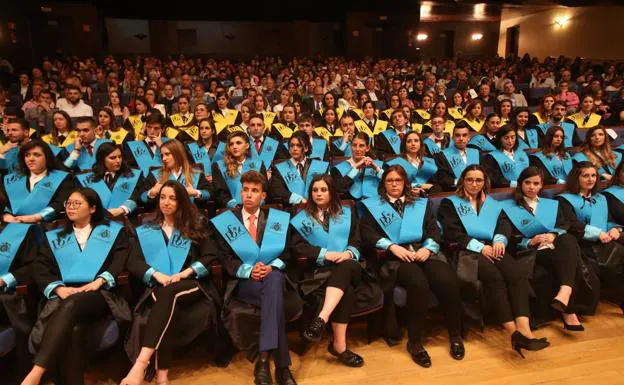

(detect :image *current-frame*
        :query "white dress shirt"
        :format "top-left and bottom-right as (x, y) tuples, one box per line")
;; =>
(29, 170), (47, 191)
(73, 224), (93, 250)
(60, 100), (94, 118)
(162, 222), (174, 240)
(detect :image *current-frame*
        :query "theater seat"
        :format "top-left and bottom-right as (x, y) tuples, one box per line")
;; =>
(0, 327), (15, 357)
(92, 319), (119, 352)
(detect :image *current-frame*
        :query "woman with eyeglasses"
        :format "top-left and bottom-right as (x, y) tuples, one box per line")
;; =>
(503, 167), (591, 331)
(530, 126), (574, 185)
(121, 181), (222, 385)
(360, 165), (463, 367)
(423, 101), (455, 136)
(482, 125), (530, 188)
(293, 174), (376, 368)
(1, 140), (73, 224)
(556, 161), (624, 314)
(269, 131), (330, 206)
(75, 142), (143, 217)
(332, 132), (383, 201)
(572, 126), (621, 181)
(212, 131), (266, 208)
(23, 188), (130, 385)
(438, 165), (548, 358)
(468, 113), (501, 153)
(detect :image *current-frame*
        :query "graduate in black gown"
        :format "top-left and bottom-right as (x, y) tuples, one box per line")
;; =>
(481, 124), (530, 188)
(529, 126), (574, 185)
(186, 117), (221, 184)
(556, 162), (624, 313)
(121, 181), (222, 385)
(604, 162), (624, 226)
(438, 165), (549, 358)
(503, 167), (592, 330)
(361, 165), (464, 368)
(23, 188), (131, 385)
(434, 122), (480, 191)
(294, 174), (377, 367)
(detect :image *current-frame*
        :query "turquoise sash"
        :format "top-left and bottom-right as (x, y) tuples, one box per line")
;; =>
(332, 138), (352, 157)
(422, 137), (442, 155)
(382, 129), (403, 154)
(47, 144), (62, 158)
(5, 170), (67, 215)
(0, 223), (33, 275)
(517, 129), (539, 150)
(442, 147), (480, 179)
(216, 159), (262, 205)
(362, 196), (427, 244)
(135, 225), (191, 276)
(76, 171), (140, 209)
(47, 223), (122, 283)
(290, 206), (351, 251)
(536, 122), (575, 148)
(275, 159), (329, 198)
(1, 147), (19, 174)
(385, 157), (437, 187)
(468, 135), (496, 152)
(447, 195), (502, 241)
(573, 151), (622, 176)
(211, 209), (290, 265)
(311, 137), (327, 160)
(489, 150), (530, 185)
(604, 185), (624, 205)
(532, 152), (572, 182)
(126, 139), (169, 177)
(213, 141), (226, 162)
(151, 168), (200, 189)
(502, 198), (558, 237)
(250, 136), (279, 169)
(66, 139), (111, 170)
(187, 142), (213, 176)
(559, 193), (608, 231)
(334, 160), (382, 199)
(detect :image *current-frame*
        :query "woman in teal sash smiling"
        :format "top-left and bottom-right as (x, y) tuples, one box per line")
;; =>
(292, 174), (378, 368)
(529, 126), (574, 185)
(23, 188), (130, 385)
(361, 165), (463, 368)
(1, 140), (73, 224)
(75, 142), (144, 217)
(438, 165), (549, 358)
(572, 126), (622, 181)
(556, 161), (624, 314)
(604, 162), (624, 226)
(121, 181), (222, 385)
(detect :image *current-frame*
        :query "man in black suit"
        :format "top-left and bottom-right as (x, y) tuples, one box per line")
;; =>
(10, 72), (32, 107)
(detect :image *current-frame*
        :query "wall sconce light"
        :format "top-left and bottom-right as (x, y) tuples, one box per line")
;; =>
(555, 16), (569, 28)
(471, 33), (483, 41)
(416, 33), (428, 41)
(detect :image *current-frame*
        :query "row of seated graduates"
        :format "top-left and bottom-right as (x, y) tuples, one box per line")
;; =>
(2, 156), (624, 384)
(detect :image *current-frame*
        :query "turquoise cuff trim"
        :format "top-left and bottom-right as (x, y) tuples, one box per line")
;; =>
(466, 239), (486, 253)
(190, 261), (209, 279)
(422, 238), (440, 254)
(269, 258), (286, 270)
(44, 281), (65, 299)
(347, 245), (361, 261)
(0, 273), (17, 291)
(97, 271), (116, 289)
(236, 263), (253, 279)
(143, 267), (156, 285)
(316, 248), (328, 266)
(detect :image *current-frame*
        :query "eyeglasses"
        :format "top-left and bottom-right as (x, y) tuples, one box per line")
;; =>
(465, 178), (485, 184)
(64, 200), (83, 209)
(385, 178), (404, 185)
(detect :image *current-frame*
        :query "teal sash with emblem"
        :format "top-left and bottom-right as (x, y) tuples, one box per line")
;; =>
(249, 136), (279, 169)
(447, 195), (502, 241)
(332, 138), (353, 157)
(489, 150), (530, 186)
(283, 137), (327, 160)
(0, 147), (20, 174)
(573, 151), (622, 176)
(468, 135), (496, 152)
(423, 137), (442, 155)
(76, 171), (140, 209)
(275, 159), (329, 198)
(604, 185), (624, 205)
(135, 225), (192, 276)
(290, 206), (351, 252)
(151, 168), (200, 189)
(385, 157), (437, 187)
(517, 129), (539, 150)
(66, 139), (112, 170)
(126, 138), (170, 177)
(532, 152), (572, 183)
(381, 129), (405, 154)
(187, 142), (213, 176)
(216, 158), (262, 205)
(442, 147), (480, 179)
(212, 141), (226, 162)
(211, 209), (290, 265)
(334, 160), (382, 199)
(361, 196), (427, 244)
(0, 223), (33, 275)
(558, 193), (608, 231)
(502, 198), (558, 237)
(5, 170), (67, 215)
(537, 122), (575, 148)
(46, 222), (122, 283)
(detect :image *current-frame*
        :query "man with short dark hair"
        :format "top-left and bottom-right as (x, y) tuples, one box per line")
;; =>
(0, 117), (30, 172)
(125, 113), (169, 177)
(59, 86), (93, 118)
(435, 122), (481, 191)
(63, 116), (110, 171)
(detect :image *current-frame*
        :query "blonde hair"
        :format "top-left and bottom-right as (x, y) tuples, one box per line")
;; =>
(159, 140), (196, 186)
(224, 131), (251, 178)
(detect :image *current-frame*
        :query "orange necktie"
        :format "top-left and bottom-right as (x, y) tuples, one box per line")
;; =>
(248, 214), (257, 242)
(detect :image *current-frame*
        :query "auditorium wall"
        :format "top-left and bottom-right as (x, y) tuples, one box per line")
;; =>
(498, 6), (624, 61)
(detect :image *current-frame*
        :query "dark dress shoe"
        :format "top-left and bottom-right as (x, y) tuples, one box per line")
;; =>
(275, 367), (297, 385)
(551, 298), (567, 313)
(327, 342), (365, 367)
(407, 343), (432, 368)
(449, 338), (465, 360)
(303, 316), (326, 342)
(383, 336), (400, 347)
(254, 357), (272, 385)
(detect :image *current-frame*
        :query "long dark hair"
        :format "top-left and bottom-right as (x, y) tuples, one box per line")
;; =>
(97, 107), (118, 130)
(456, 164), (491, 199)
(400, 131), (424, 160)
(512, 107), (530, 130)
(494, 124), (519, 151)
(50, 110), (73, 144)
(59, 187), (110, 238)
(17, 140), (61, 176)
(289, 130), (311, 157)
(513, 166), (545, 211)
(147, 180), (206, 243)
(92, 142), (134, 181)
(565, 161), (599, 195)
(378, 165), (418, 205)
(304, 174), (343, 219)
(541, 126), (566, 157)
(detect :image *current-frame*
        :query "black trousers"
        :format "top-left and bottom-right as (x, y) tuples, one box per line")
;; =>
(324, 259), (362, 324)
(478, 253), (530, 324)
(1, 306), (31, 385)
(536, 234), (580, 288)
(34, 291), (110, 371)
(142, 280), (203, 369)
(396, 259), (462, 345)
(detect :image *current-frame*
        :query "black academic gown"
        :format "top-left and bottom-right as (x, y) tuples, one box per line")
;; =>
(268, 158), (318, 206)
(604, 189), (624, 227)
(210, 162), (268, 209)
(75, 170), (146, 216)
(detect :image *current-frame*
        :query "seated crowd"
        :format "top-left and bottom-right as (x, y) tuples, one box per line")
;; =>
(1, 54), (624, 385)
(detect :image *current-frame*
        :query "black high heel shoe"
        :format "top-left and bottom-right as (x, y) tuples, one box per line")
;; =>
(551, 298), (567, 313)
(561, 315), (585, 332)
(511, 331), (550, 359)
